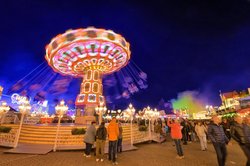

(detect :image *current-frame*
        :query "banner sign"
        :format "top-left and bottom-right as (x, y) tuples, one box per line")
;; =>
(11, 93), (30, 104)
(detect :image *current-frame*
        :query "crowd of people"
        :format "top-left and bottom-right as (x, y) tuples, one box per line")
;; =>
(165, 114), (250, 166)
(82, 114), (250, 166)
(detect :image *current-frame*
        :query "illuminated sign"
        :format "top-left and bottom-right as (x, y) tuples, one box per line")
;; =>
(37, 100), (48, 107)
(11, 93), (30, 104)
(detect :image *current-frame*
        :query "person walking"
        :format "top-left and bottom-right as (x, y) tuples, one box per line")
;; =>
(181, 120), (188, 145)
(222, 118), (231, 141)
(95, 121), (107, 162)
(195, 121), (208, 151)
(204, 121), (210, 142)
(208, 115), (229, 166)
(117, 122), (123, 153)
(167, 118), (184, 159)
(186, 122), (192, 142)
(84, 121), (96, 158)
(190, 121), (197, 142)
(107, 117), (119, 165)
(230, 115), (250, 166)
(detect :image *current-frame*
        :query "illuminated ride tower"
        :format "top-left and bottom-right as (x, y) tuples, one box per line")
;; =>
(45, 27), (131, 124)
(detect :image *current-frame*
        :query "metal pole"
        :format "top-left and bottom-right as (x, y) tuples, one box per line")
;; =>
(14, 113), (24, 148)
(151, 118), (155, 133)
(53, 116), (61, 152)
(130, 116), (133, 146)
(148, 119), (151, 140)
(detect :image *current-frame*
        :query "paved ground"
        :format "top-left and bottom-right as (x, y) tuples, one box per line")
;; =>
(0, 140), (247, 166)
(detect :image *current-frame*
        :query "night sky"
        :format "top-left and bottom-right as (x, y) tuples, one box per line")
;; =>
(1, 0), (250, 108)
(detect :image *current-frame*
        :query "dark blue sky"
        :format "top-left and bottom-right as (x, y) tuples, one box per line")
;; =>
(1, 0), (250, 108)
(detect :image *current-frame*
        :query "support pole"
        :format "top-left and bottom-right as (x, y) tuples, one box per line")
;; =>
(14, 113), (24, 148)
(130, 116), (133, 146)
(148, 119), (152, 140)
(53, 117), (61, 152)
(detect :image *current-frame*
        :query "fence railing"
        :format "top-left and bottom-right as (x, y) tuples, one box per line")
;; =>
(0, 129), (17, 147)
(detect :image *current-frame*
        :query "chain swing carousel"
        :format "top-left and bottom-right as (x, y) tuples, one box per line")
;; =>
(45, 27), (131, 124)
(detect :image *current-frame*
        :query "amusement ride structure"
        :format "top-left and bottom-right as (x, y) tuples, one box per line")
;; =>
(45, 27), (131, 123)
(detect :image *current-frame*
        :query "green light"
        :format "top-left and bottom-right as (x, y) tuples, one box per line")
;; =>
(172, 94), (204, 114)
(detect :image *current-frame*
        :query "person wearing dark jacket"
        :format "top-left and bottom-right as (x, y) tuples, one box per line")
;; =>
(245, 115), (250, 141)
(95, 122), (107, 162)
(117, 122), (123, 153)
(230, 115), (250, 166)
(208, 115), (229, 166)
(181, 120), (189, 145)
(221, 118), (231, 141)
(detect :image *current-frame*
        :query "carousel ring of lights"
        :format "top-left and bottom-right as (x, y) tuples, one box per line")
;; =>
(45, 27), (131, 77)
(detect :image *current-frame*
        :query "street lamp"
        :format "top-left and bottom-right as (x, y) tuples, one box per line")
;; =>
(143, 106), (154, 140)
(53, 100), (68, 152)
(153, 108), (159, 118)
(0, 101), (10, 124)
(95, 102), (107, 125)
(137, 110), (146, 125)
(206, 105), (213, 115)
(153, 108), (160, 130)
(124, 103), (135, 146)
(152, 108), (160, 139)
(117, 109), (122, 117)
(14, 99), (31, 148)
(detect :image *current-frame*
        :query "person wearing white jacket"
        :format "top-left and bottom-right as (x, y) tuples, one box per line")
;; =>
(195, 122), (208, 151)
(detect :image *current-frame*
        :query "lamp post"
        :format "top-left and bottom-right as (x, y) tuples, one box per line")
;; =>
(115, 110), (122, 120)
(14, 99), (31, 148)
(206, 105), (214, 116)
(53, 100), (68, 152)
(117, 109), (121, 118)
(153, 108), (160, 139)
(143, 106), (154, 140)
(124, 103), (135, 146)
(137, 110), (145, 125)
(0, 101), (10, 124)
(152, 108), (160, 132)
(95, 102), (107, 125)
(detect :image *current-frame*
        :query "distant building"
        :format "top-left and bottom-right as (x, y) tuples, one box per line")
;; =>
(220, 91), (240, 110)
(219, 88), (250, 115)
(0, 86), (3, 99)
(239, 96), (250, 109)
